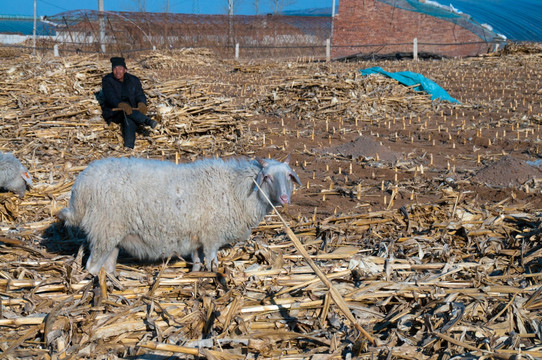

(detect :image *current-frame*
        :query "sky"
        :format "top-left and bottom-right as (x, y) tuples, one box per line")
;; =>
(2, 0), (337, 17)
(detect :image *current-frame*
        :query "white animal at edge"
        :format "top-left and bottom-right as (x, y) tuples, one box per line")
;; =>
(0, 152), (32, 198)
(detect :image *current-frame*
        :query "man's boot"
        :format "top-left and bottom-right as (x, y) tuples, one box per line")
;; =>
(145, 118), (158, 129)
(131, 110), (157, 129)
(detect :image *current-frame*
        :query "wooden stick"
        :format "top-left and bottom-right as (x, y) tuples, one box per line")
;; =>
(140, 340), (246, 359)
(0, 324), (44, 357)
(139, 340), (200, 356)
(433, 332), (489, 353)
(112, 107), (138, 111)
(252, 179), (375, 345)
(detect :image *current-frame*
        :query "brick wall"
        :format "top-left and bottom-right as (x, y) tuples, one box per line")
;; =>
(332, 0), (493, 58)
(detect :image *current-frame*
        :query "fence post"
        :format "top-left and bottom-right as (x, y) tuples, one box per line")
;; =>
(32, 0), (36, 55)
(99, 0), (106, 53)
(235, 43), (239, 60)
(413, 38), (418, 61)
(326, 38), (331, 62)
(54, 44), (59, 57)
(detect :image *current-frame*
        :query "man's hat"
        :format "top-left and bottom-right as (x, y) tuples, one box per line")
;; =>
(110, 57), (126, 69)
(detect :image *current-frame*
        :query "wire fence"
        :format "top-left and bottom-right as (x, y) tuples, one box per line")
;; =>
(1, 40), (504, 62)
(0, 10), (505, 60)
(30, 10), (332, 59)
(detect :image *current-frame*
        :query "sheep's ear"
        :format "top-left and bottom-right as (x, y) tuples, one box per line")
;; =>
(283, 155), (291, 165)
(254, 158), (268, 192)
(256, 157), (268, 168)
(21, 171), (33, 187)
(254, 171), (265, 192)
(290, 171), (302, 186)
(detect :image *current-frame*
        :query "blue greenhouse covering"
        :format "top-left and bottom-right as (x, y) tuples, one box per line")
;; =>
(0, 15), (54, 35)
(377, 0), (501, 42)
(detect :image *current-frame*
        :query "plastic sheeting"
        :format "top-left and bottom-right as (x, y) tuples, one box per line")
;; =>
(376, 0), (501, 42)
(360, 66), (460, 103)
(442, 0), (542, 42)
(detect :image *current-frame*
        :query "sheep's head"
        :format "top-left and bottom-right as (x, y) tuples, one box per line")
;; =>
(255, 156), (301, 206)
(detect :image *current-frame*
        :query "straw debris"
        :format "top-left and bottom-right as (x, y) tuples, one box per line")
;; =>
(0, 47), (541, 359)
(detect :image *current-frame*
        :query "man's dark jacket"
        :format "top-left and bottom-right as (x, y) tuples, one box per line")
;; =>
(101, 72), (147, 124)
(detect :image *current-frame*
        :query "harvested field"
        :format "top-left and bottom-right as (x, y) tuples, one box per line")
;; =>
(1, 45), (542, 359)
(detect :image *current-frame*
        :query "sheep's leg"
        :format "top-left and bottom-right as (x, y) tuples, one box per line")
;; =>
(191, 248), (203, 272)
(102, 247), (120, 275)
(204, 248), (219, 272)
(86, 253), (105, 275)
(86, 246), (119, 276)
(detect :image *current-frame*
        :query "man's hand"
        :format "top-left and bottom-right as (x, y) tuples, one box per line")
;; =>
(118, 102), (132, 115)
(137, 102), (148, 115)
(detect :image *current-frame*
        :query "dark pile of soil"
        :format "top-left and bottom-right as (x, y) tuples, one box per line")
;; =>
(318, 136), (401, 162)
(501, 41), (542, 55)
(471, 155), (542, 187)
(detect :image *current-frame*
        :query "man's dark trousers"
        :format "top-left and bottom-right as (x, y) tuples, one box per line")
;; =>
(109, 111), (149, 148)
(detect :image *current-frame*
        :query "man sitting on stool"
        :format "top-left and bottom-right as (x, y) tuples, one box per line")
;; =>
(102, 56), (157, 149)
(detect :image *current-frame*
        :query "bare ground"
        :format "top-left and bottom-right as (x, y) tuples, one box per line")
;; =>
(0, 46), (542, 359)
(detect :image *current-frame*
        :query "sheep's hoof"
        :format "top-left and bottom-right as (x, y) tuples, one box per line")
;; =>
(192, 262), (202, 272)
(210, 261), (218, 273)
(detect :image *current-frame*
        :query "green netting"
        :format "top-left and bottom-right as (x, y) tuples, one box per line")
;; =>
(377, 0), (501, 42)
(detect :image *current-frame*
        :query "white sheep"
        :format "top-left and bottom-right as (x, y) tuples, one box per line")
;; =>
(0, 152), (33, 198)
(59, 156), (301, 275)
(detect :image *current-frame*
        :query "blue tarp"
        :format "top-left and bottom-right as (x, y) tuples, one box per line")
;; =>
(360, 66), (460, 103)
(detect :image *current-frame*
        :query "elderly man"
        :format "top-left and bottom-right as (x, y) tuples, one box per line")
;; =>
(101, 57), (157, 149)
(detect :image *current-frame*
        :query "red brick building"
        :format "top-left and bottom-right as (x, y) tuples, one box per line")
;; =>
(332, 0), (502, 59)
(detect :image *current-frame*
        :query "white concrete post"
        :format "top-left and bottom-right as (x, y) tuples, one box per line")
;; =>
(33, 0), (37, 55)
(99, 0), (106, 53)
(326, 38), (331, 62)
(54, 44), (59, 57)
(413, 38), (418, 61)
(235, 43), (239, 60)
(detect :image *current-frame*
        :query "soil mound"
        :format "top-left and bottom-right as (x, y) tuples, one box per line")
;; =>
(500, 42), (542, 55)
(471, 155), (542, 187)
(319, 136), (400, 162)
